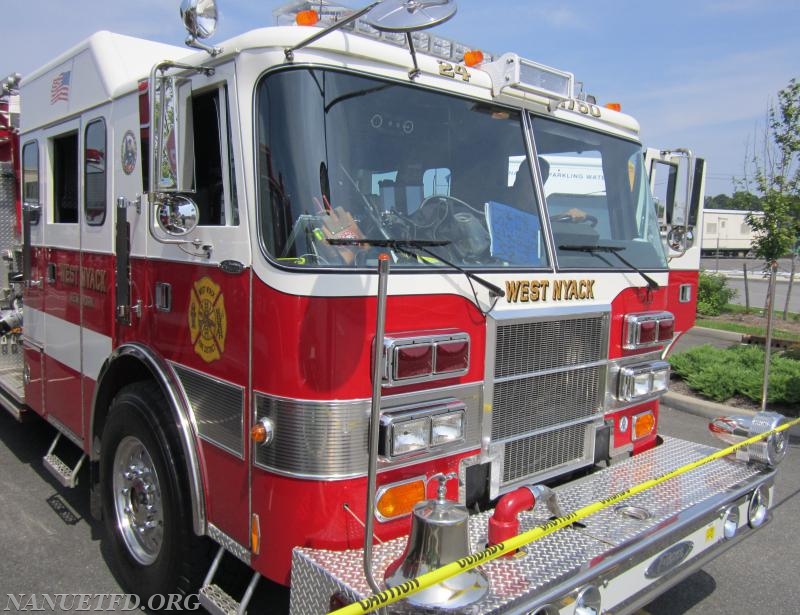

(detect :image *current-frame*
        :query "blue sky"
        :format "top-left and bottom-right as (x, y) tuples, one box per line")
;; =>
(2, 0), (797, 196)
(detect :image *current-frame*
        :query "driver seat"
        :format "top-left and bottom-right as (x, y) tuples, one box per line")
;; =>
(508, 157), (549, 212)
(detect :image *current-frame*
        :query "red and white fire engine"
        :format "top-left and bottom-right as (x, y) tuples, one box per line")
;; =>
(0, 1), (790, 613)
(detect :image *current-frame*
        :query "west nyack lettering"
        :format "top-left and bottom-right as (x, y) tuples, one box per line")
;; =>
(505, 279), (596, 303)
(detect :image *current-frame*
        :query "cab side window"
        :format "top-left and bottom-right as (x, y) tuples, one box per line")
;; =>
(84, 119), (107, 226)
(53, 131), (79, 224)
(22, 141), (40, 224)
(191, 86), (238, 226)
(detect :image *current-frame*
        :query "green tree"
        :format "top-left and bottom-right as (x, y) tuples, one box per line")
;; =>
(729, 190), (762, 210)
(704, 191), (762, 211)
(741, 78), (800, 263)
(705, 193), (731, 209)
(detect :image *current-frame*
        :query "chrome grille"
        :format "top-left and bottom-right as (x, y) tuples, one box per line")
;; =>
(492, 366), (602, 441)
(495, 316), (605, 378)
(489, 309), (609, 492)
(503, 423), (590, 483)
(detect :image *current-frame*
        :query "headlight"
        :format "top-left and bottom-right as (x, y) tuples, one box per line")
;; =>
(431, 411), (464, 446)
(619, 361), (670, 401)
(391, 416), (430, 456)
(574, 585), (601, 615)
(722, 505), (740, 539)
(381, 400), (467, 458)
(747, 484), (770, 528)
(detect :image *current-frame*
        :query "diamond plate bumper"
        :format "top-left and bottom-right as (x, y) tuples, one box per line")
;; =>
(290, 437), (777, 614)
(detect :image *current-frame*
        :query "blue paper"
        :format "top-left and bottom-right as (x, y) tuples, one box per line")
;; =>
(485, 201), (541, 264)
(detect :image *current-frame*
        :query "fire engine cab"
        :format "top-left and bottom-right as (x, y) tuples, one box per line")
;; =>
(0, 1), (790, 613)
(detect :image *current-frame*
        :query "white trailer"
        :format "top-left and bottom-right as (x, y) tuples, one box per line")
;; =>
(701, 208), (762, 257)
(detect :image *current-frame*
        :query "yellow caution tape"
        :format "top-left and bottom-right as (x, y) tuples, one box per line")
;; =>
(329, 417), (800, 615)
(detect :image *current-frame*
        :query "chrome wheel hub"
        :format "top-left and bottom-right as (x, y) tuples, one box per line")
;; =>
(112, 436), (164, 565)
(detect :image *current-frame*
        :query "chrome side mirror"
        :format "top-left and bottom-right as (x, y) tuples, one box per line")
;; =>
(155, 194), (199, 236)
(180, 0), (221, 55)
(667, 227), (694, 252)
(181, 0), (218, 40)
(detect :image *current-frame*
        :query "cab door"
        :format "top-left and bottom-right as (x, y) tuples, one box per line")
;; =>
(21, 138), (46, 415)
(646, 147), (707, 338)
(645, 147), (706, 270)
(41, 120), (85, 439)
(142, 64), (252, 548)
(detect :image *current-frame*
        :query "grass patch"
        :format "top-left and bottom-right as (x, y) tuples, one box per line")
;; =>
(669, 344), (800, 410)
(695, 318), (800, 342)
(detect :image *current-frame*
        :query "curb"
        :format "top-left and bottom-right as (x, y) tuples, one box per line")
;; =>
(662, 391), (800, 438)
(687, 326), (744, 343)
(661, 391), (745, 421)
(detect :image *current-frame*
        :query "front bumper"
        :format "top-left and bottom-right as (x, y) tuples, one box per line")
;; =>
(291, 437), (776, 614)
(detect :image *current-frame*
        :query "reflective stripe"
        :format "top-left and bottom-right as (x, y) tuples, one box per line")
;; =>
(25, 307), (112, 379)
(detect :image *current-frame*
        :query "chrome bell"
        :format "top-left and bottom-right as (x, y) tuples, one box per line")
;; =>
(384, 473), (489, 609)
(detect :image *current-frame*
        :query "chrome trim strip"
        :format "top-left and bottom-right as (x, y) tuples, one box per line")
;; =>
(208, 522), (251, 565)
(253, 383), (483, 479)
(170, 362), (245, 460)
(493, 358), (609, 385)
(91, 343), (206, 535)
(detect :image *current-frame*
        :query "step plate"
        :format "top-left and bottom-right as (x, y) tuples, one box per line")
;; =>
(43, 453), (79, 488)
(199, 584), (239, 615)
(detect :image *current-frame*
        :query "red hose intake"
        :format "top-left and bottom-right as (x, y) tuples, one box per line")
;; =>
(488, 487), (536, 553)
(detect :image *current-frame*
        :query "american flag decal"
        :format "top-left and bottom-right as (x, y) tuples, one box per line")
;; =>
(50, 71), (71, 104)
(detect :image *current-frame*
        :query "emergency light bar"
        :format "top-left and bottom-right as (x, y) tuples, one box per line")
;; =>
(273, 0), (493, 63)
(482, 52), (574, 101)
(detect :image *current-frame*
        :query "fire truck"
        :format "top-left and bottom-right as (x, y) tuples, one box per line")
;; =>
(0, 1), (791, 613)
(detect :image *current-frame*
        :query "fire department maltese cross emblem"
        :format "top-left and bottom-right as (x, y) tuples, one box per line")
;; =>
(188, 276), (227, 363)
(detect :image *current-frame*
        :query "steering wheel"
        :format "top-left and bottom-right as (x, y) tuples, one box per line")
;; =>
(551, 212), (598, 227)
(412, 195), (490, 259)
(417, 194), (483, 216)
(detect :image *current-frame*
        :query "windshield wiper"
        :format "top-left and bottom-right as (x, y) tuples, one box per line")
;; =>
(327, 238), (504, 299)
(559, 244), (660, 290)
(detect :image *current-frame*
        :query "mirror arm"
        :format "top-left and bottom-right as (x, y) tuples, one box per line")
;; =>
(185, 36), (223, 57)
(284, 2), (382, 61)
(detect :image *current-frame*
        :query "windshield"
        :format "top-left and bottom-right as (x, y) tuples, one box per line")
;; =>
(531, 116), (667, 270)
(256, 68), (549, 269)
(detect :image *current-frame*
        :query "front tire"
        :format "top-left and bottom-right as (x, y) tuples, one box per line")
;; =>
(100, 382), (207, 600)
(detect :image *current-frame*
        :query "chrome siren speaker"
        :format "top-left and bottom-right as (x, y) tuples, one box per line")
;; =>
(384, 473), (489, 608)
(709, 411), (788, 467)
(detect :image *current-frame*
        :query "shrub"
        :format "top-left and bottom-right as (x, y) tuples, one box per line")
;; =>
(668, 344), (800, 408)
(696, 271), (737, 316)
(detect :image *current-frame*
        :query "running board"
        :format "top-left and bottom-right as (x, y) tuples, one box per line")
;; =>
(199, 546), (260, 615)
(43, 433), (86, 488)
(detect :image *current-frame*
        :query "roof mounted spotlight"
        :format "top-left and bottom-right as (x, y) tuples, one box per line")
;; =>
(482, 52), (574, 108)
(180, 0), (223, 56)
(2, 73), (22, 96)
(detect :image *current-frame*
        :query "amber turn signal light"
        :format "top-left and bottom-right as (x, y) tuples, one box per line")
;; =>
(296, 10), (319, 26)
(376, 479), (426, 520)
(463, 50), (484, 67)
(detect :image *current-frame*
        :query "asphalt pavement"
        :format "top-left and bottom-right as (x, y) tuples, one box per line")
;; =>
(701, 256), (799, 313)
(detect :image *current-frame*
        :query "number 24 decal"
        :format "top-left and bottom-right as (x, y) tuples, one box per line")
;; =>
(438, 62), (471, 82)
